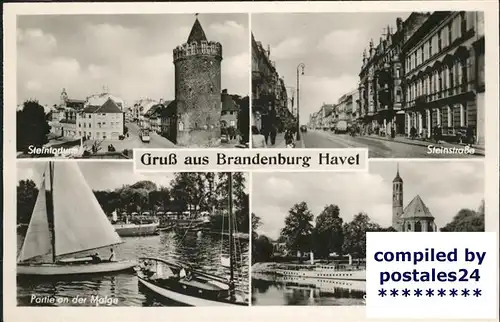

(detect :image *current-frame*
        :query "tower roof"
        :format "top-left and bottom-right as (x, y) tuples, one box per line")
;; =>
(401, 195), (434, 219)
(187, 17), (207, 43)
(393, 163), (403, 183)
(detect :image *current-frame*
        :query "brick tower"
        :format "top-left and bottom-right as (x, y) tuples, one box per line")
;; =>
(392, 163), (404, 231)
(173, 15), (223, 147)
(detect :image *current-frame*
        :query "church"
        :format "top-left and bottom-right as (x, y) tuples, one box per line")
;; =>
(392, 165), (437, 232)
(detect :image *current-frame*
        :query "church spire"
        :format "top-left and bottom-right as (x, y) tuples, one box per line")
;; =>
(187, 14), (207, 43)
(393, 162), (403, 183)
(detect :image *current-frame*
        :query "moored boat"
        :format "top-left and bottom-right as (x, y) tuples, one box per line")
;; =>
(17, 161), (137, 276)
(136, 172), (248, 306)
(113, 222), (159, 237)
(252, 254), (366, 281)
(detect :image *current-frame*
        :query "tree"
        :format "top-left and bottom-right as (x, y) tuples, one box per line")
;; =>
(17, 100), (51, 152)
(342, 212), (382, 258)
(440, 208), (484, 232)
(130, 180), (157, 191)
(170, 173), (201, 213)
(252, 213), (262, 241)
(314, 204), (344, 258)
(279, 201), (314, 256)
(252, 235), (274, 263)
(17, 179), (39, 225)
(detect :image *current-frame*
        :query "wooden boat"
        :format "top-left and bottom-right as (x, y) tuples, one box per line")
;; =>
(113, 222), (159, 237)
(137, 172), (248, 306)
(17, 162), (137, 276)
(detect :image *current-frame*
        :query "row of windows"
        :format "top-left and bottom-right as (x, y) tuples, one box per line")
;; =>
(406, 59), (469, 103)
(406, 12), (467, 73)
(78, 122), (122, 128)
(406, 104), (467, 129)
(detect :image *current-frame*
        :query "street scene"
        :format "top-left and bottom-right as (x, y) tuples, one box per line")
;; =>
(17, 162), (250, 306)
(251, 12), (485, 157)
(16, 14), (250, 159)
(251, 161), (484, 305)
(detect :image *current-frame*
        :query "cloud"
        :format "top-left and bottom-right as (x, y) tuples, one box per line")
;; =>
(271, 37), (306, 60)
(317, 29), (366, 57)
(223, 52), (250, 91)
(209, 20), (246, 38)
(252, 161), (484, 239)
(17, 28), (57, 56)
(16, 14), (249, 107)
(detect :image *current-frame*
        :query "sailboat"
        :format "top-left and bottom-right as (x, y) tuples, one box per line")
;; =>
(136, 172), (248, 306)
(17, 162), (137, 276)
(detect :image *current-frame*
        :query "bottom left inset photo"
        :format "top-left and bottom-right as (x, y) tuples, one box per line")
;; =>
(16, 161), (250, 306)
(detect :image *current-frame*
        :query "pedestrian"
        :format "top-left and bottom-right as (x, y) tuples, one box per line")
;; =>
(252, 126), (267, 148)
(466, 125), (474, 145)
(270, 124), (277, 146)
(285, 129), (295, 148)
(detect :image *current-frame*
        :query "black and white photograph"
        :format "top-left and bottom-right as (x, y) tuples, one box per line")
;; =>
(16, 13), (250, 159)
(17, 162), (250, 306)
(251, 12), (485, 158)
(251, 161), (484, 306)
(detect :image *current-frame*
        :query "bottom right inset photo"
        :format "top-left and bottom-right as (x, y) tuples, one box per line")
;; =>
(250, 160), (485, 306)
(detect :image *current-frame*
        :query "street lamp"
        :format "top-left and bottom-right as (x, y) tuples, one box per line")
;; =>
(296, 63), (305, 141)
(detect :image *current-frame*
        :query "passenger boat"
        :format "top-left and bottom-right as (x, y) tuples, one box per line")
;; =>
(17, 162), (137, 276)
(252, 272), (366, 293)
(252, 253), (366, 281)
(136, 173), (248, 306)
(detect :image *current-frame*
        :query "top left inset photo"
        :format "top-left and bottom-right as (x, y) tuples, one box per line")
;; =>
(16, 13), (250, 159)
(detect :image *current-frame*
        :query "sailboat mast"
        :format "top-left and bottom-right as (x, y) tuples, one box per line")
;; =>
(228, 172), (235, 296)
(47, 162), (57, 263)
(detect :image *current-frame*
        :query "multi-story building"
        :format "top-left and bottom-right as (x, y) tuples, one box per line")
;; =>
(79, 98), (124, 140)
(252, 33), (293, 134)
(50, 88), (125, 141)
(173, 16), (223, 147)
(401, 11), (485, 145)
(221, 89), (239, 129)
(358, 13), (429, 136)
(133, 98), (158, 126)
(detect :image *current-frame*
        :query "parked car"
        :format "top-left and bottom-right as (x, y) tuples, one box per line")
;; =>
(300, 125), (308, 133)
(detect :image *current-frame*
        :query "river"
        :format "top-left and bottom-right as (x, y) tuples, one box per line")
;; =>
(251, 275), (366, 306)
(17, 231), (249, 306)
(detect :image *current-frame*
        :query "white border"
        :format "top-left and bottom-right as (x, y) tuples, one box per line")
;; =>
(4, 2), (499, 322)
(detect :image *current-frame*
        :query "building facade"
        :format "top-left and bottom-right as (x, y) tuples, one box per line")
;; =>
(252, 34), (296, 134)
(50, 88), (124, 141)
(358, 13), (430, 136)
(221, 89), (239, 128)
(173, 17), (223, 147)
(79, 98), (124, 140)
(402, 11), (485, 145)
(392, 165), (437, 232)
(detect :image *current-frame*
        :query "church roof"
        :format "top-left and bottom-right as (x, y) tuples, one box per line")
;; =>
(401, 195), (434, 219)
(187, 18), (207, 43)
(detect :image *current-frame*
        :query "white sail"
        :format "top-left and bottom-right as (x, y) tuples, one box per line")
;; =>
(52, 162), (122, 257)
(18, 175), (52, 262)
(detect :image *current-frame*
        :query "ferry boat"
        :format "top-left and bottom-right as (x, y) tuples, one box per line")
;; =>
(252, 253), (366, 281)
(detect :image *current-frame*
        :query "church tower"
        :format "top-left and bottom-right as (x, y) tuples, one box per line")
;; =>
(392, 163), (404, 231)
(173, 14), (223, 147)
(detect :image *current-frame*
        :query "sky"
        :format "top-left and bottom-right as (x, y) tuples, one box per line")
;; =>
(252, 12), (412, 123)
(252, 161), (484, 239)
(17, 162), (249, 193)
(17, 13), (249, 107)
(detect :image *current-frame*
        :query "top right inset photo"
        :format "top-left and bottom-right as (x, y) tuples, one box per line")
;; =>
(251, 11), (485, 158)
